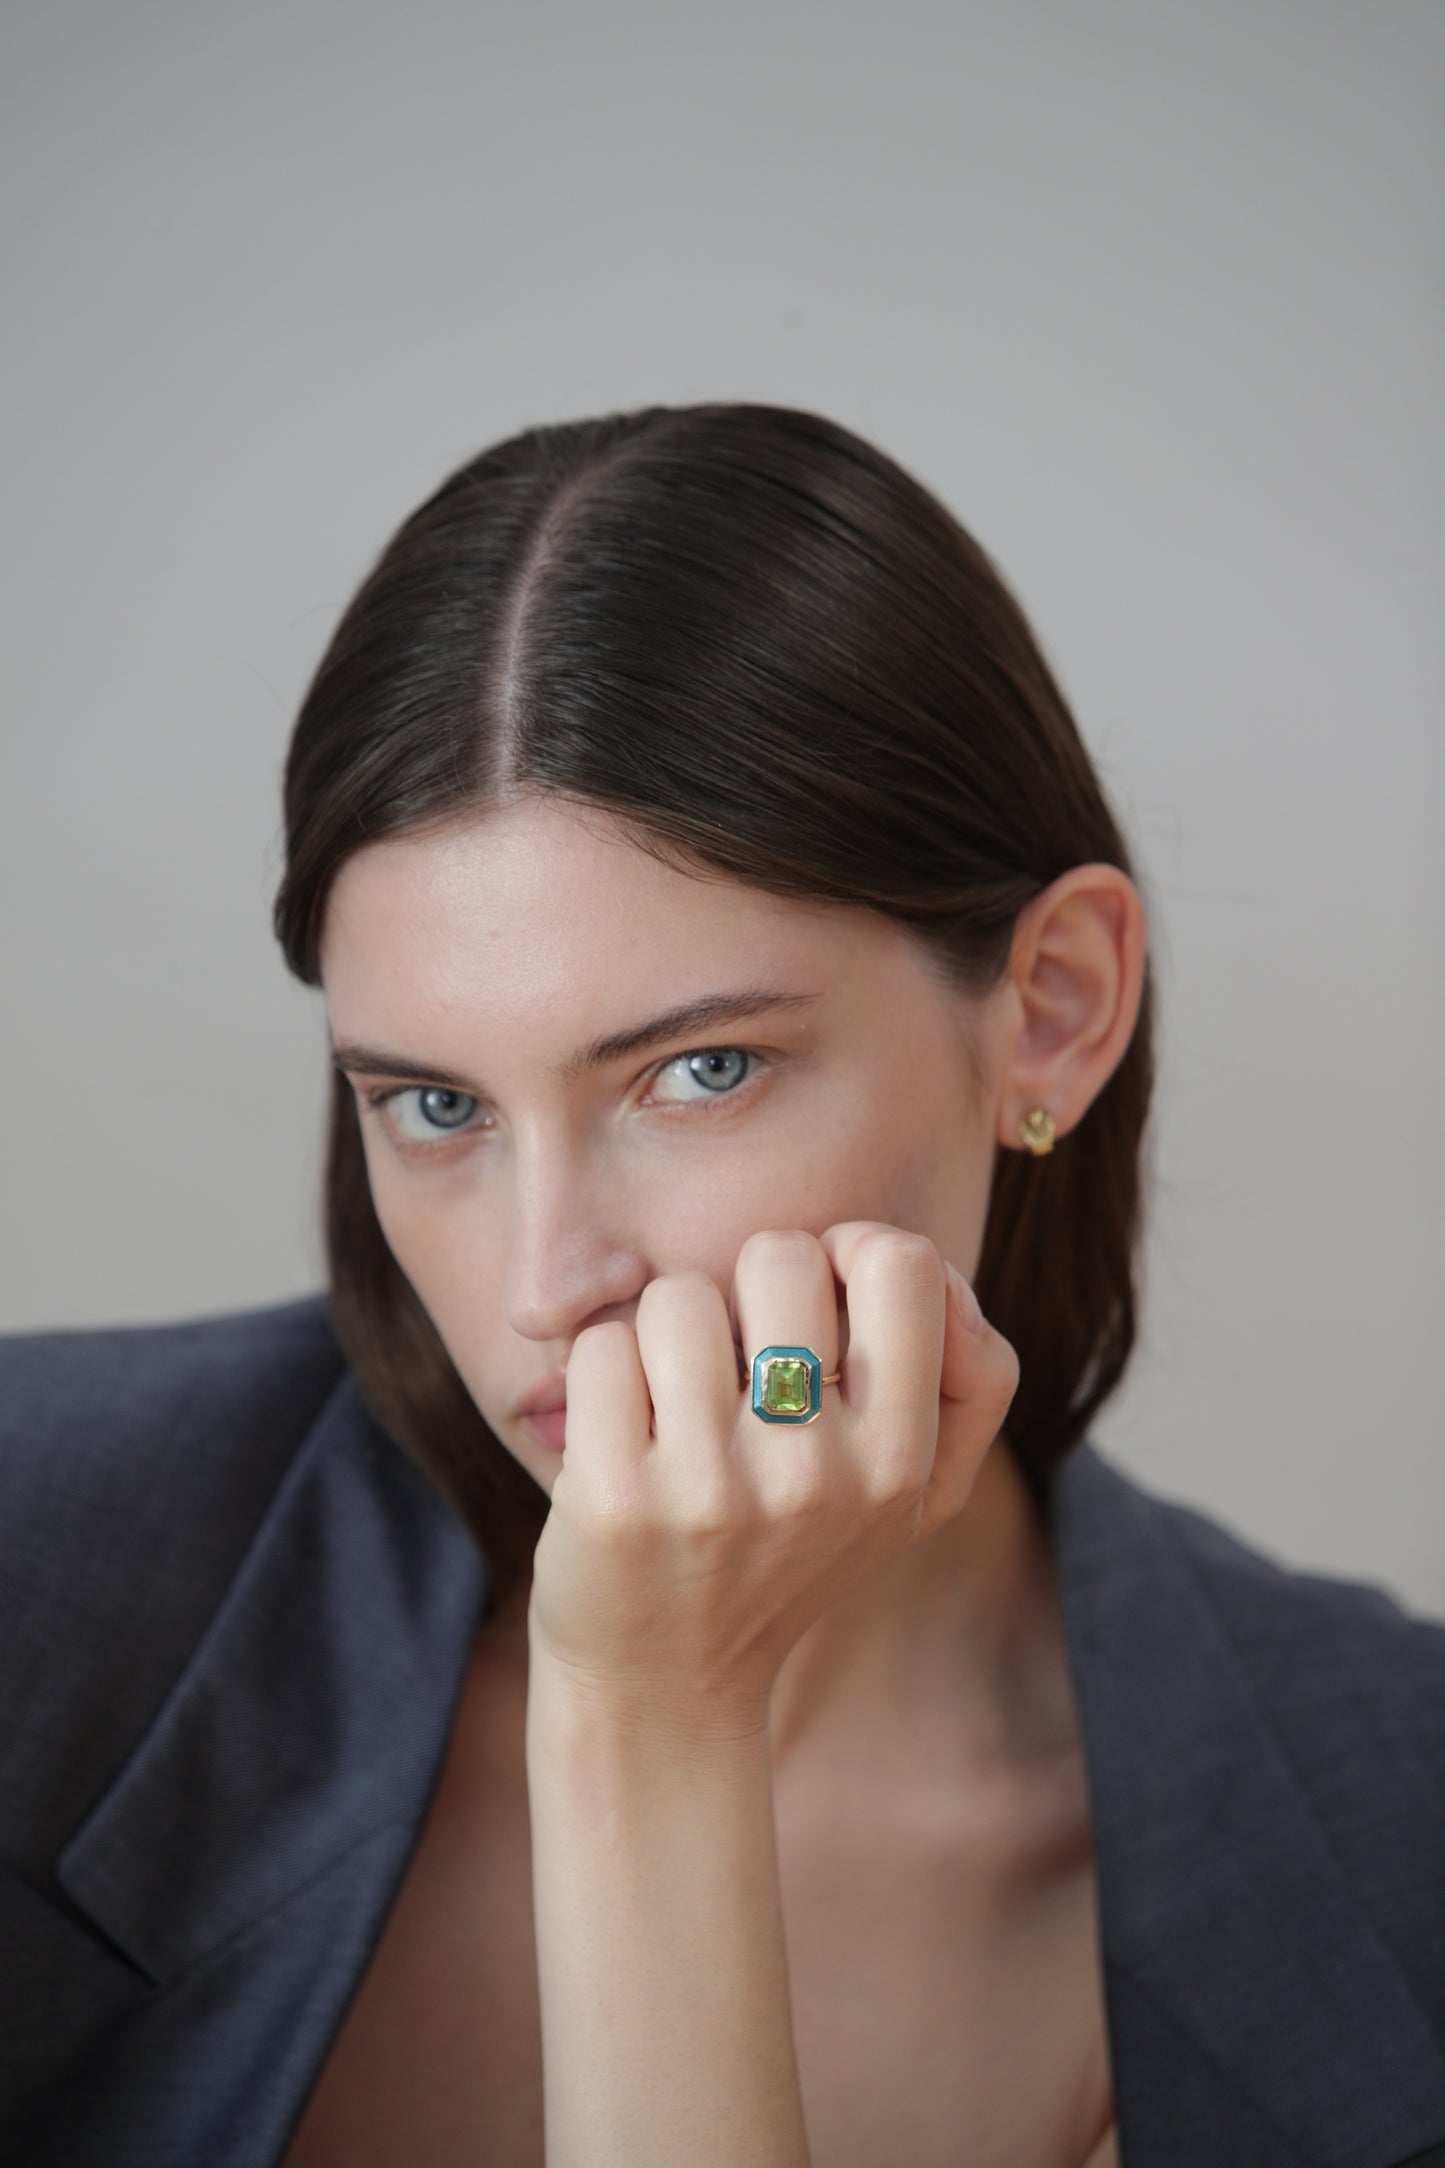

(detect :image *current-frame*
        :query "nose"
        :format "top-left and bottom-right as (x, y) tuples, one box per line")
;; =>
(501, 1147), (646, 1350)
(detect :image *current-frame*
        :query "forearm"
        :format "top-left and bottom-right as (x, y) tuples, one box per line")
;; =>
(524, 1660), (812, 2168)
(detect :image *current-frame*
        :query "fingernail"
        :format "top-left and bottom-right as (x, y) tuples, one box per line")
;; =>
(947, 1261), (985, 1334)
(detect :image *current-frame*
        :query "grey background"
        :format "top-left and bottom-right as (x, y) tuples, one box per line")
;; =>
(3, 4), (1441, 1612)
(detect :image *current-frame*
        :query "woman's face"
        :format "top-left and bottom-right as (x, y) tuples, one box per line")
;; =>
(320, 797), (1010, 1501)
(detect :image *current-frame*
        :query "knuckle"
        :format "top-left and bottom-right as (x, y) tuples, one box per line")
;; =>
(637, 1271), (713, 1326)
(894, 1230), (948, 1281)
(765, 1451), (829, 1520)
(677, 1474), (737, 1536)
(587, 1471), (651, 1538)
(576, 1317), (634, 1356)
(865, 1451), (924, 1509)
(738, 1226), (819, 1269)
(857, 1227), (941, 1283)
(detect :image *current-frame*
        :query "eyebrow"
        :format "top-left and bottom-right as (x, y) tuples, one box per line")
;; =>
(330, 987), (824, 1096)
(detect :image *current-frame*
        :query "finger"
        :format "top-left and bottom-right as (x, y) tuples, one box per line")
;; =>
(729, 1227), (842, 1405)
(924, 1265), (1022, 1542)
(812, 1221), (948, 1489)
(937, 1261), (1003, 1408)
(633, 1270), (744, 1504)
(563, 1319), (654, 1502)
(729, 1228), (842, 1505)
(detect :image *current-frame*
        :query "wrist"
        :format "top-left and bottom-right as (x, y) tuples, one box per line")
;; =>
(525, 1643), (773, 1767)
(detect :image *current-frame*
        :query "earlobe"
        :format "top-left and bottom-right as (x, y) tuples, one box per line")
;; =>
(1017, 1107), (1058, 1156)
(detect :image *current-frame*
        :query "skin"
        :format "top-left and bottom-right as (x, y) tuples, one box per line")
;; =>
(320, 791), (1147, 1819)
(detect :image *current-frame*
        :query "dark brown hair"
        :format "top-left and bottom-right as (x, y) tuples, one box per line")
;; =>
(272, 401), (1158, 1610)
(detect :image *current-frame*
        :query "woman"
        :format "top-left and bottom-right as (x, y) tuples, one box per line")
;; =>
(3, 404), (1442, 2168)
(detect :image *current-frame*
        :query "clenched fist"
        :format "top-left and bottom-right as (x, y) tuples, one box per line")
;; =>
(525, 1221), (1021, 1740)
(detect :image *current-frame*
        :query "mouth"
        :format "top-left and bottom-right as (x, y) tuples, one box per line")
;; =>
(523, 1406), (568, 1454)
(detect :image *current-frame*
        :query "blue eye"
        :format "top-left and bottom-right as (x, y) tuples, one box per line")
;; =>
(648, 1046), (758, 1106)
(365, 1084), (486, 1150)
(361, 1044), (765, 1160)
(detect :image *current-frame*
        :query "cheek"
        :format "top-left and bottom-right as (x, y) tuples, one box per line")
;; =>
(365, 1161), (440, 1292)
(404, 1245), (508, 1445)
(790, 1094), (974, 1261)
(362, 1135), (473, 1270)
(366, 1176), (502, 1390)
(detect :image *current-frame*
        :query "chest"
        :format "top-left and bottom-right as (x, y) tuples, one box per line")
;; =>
(279, 1687), (1115, 2168)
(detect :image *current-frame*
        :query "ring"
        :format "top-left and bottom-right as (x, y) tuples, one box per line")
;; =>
(748, 1344), (842, 1426)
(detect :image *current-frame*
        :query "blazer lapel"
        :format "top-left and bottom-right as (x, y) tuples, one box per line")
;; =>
(1049, 1441), (1445, 2168)
(56, 1365), (487, 1989)
(43, 1365), (490, 2165)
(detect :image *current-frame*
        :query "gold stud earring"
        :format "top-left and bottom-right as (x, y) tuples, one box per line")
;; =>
(1018, 1107), (1057, 1156)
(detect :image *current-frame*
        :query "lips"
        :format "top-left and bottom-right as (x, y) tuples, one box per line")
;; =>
(514, 1370), (568, 1419)
(525, 1407), (568, 1453)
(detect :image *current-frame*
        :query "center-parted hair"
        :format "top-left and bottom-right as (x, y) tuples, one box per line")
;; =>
(272, 401), (1158, 1605)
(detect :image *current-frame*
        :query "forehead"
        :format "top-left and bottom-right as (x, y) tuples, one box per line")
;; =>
(319, 798), (854, 1028)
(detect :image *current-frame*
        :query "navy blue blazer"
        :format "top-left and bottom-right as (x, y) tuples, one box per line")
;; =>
(3, 1290), (1444, 2167)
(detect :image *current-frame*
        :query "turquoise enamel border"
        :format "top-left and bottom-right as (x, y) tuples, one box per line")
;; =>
(750, 1344), (824, 1425)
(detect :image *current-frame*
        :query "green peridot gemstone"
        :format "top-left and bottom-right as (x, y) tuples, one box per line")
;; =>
(763, 1357), (810, 1414)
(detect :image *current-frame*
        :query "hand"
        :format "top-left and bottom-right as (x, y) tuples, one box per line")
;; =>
(525, 1222), (1021, 1739)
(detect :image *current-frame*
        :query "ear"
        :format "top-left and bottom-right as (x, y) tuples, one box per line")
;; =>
(994, 864), (1147, 1148)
